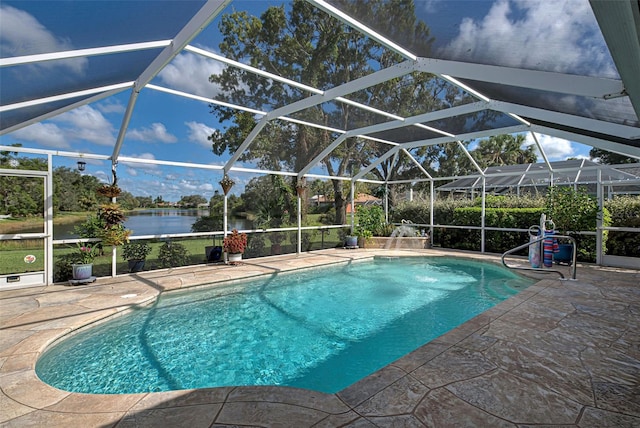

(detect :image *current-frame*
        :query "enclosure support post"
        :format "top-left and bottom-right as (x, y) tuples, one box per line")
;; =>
(384, 183), (389, 224)
(111, 246), (117, 278)
(429, 179), (434, 242)
(223, 195), (228, 263)
(350, 182), (355, 234)
(297, 193), (302, 254)
(596, 168), (603, 265)
(481, 176), (486, 253)
(46, 154), (54, 285)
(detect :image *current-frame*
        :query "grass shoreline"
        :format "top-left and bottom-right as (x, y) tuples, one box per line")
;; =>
(0, 212), (90, 234)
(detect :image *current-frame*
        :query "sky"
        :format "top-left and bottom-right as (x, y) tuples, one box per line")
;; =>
(0, 0), (615, 201)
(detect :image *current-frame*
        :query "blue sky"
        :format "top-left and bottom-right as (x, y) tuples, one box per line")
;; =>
(0, 0), (609, 201)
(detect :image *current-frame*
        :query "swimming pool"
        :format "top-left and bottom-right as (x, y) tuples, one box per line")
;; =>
(36, 257), (533, 394)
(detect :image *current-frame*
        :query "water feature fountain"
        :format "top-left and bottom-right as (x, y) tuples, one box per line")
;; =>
(367, 220), (431, 250)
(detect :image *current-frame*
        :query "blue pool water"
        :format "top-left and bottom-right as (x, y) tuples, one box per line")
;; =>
(36, 257), (533, 394)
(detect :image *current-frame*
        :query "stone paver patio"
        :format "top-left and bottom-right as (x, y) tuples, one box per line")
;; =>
(1, 249), (639, 427)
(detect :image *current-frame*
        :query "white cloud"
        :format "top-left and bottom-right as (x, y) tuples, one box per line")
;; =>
(185, 121), (216, 148)
(524, 133), (575, 161)
(158, 51), (225, 97)
(11, 122), (69, 148)
(0, 5), (87, 74)
(441, 0), (617, 77)
(56, 105), (117, 146)
(127, 123), (177, 143)
(10, 105), (117, 148)
(419, 0), (444, 14)
(97, 99), (126, 114)
(121, 152), (160, 176)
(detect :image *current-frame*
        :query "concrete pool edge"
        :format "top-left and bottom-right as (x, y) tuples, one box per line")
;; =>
(1, 248), (639, 426)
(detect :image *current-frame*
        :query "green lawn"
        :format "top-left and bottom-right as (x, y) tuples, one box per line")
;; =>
(1, 226), (347, 280)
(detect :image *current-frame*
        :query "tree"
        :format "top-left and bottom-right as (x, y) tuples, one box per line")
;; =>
(208, 0), (472, 224)
(135, 196), (154, 208)
(472, 134), (537, 168)
(178, 195), (207, 208)
(589, 148), (636, 165)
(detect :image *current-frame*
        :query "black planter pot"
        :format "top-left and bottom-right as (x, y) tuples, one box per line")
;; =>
(128, 259), (145, 273)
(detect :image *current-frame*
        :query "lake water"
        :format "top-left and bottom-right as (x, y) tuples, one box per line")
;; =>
(51, 209), (251, 239)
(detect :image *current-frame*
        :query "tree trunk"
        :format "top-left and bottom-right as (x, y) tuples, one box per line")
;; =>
(334, 185), (346, 225)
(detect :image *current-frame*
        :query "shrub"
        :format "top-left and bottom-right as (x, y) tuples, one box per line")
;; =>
(546, 186), (610, 262)
(158, 241), (190, 268)
(54, 253), (77, 282)
(354, 205), (385, 238)
(121, 242), (152, 261)
(605, 196), (640, 257)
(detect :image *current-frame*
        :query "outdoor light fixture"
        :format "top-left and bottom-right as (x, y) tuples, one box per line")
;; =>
(77, 161), (86, 171)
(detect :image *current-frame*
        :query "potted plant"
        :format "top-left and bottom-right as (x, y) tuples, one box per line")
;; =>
(96, 183), (122, 198)
(345, 234), (358, 248)
(121, 242), (152, 273)
(97, 202), (131, 246)
(71, 242), (98, 280)
(223, 229), (247, 263)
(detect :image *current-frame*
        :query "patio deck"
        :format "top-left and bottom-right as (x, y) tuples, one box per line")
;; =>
(1, 249), (639, 427)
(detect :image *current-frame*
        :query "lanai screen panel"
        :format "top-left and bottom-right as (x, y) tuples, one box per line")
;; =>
(0, 0), (206, 133)
(458, 80), (639, 128)
(327, 0), (618, 77)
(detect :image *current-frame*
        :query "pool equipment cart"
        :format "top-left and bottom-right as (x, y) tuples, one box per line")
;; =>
(502, 214), (577, 280)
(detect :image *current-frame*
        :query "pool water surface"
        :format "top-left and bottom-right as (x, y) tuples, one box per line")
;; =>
(36, 257), (533, 394)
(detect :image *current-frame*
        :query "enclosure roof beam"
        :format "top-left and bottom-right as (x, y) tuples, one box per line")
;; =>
(189, 45), (409, 123)
(111, 0), (231, 163)
(529, 131), (553, 172)
(147, 84), (266, 116)
(530, 125), (640, 160)
(345, 101), (487, 140)
(0, 85), (131, 136)
(223, 116), (270, 174)
(402, 148), (432, 180)
(147, 84), (346, 135)
(590, 0), (640, 119)
(416, 57), (624, 99)
(385, 151), (400, 183)
(298, 134), (349, 178)
(457, 140), (485, 176)
(296, 101), (486, 178)
(0, 145), (110, 161)
(307, 0), (418, 61)
(0, 41), (171, 68)
(490, 100), (640, 141)
(185, 45), (323, 95)
(354, 125), (528, 181)
(353, 146), (401, 181)
(402, 125), (530, 151)
(0, 82), (133, 113)
(226, 61), (415, 173)
(265, 60), (415, 120)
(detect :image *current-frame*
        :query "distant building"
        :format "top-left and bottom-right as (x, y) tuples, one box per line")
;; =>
(346, 193), (382, 213)
(309, 194), (332, 207)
